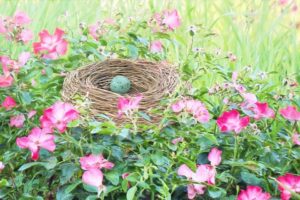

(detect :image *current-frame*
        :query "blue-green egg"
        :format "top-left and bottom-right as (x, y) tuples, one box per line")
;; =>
(110, 75), (131, 94)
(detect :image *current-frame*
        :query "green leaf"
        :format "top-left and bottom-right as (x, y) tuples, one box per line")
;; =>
(0, 179), (9, 187)
(20, 91), (32, 105)
(240, 171), (262, 186)
(151, 152), (170, 166)
(138, 111), (151, 121)
(178, 156), (196, 171)
(60, 163), (78, 185)
(127, 45), (138, 59)
(208, 187), (226, 199)
(126, 186), (137, 200)
(65, 180), (82, 193)
(67, 119), (81, 128)
(18, 157), (57, 171)
(56, 186), (74, 200)
(122, 179), (129, 192)
(86, 195), (98, 200)
(197, 152), (209, 165)
(83, 184), (98, 193)
(106, 170), (120, 185)
(137, 181), (150, 189)
(154, 32), (170, 39)
(128, 32), (138, 40)
(126, 173), (140, 183)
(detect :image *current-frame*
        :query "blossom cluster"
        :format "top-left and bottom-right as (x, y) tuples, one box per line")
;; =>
(15, 101), (79, 160)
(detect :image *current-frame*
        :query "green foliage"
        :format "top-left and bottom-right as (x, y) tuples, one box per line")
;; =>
(0, 1), (299, 199)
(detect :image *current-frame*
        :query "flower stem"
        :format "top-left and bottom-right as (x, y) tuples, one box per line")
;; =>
(233, 134), (239, 161)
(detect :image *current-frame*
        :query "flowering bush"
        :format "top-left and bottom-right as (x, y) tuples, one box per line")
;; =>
(0, 8), (300, 200)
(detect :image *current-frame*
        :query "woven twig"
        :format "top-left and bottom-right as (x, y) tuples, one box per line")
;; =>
(61, 59), (179, 124)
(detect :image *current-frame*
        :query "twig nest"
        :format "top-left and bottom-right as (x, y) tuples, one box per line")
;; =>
(110, 75), (131, 94)
(61, 59), (179, 124)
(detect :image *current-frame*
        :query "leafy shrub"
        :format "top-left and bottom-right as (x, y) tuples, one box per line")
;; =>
(0, 8), (300, 200)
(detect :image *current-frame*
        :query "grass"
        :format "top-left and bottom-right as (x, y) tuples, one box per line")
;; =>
(0, 0), (299, 76)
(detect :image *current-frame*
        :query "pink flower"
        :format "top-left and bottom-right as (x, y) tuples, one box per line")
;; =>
(0, 53), (30, 73)
(280, 106), (300, 121)
(117, 94), (143, 118)
(9, 114), (25, 128)
(242, 93), (257, 105)
(28, 110), (37, 119)
(217, 110), (250, 133)
(80, 154), (114, 171)
(232, 71), (238, 83)
(178, 164), (206, 199)
(16, 127), (55, 160)
(186, 100), (210, 123)
(251, 102), (275, 120)
(292, 133), (300, 145)
(122, 173), (129, 179)
(178, 164), (217, 199)
(0, 56), (19, 72)
(31, 79), (36, 86)
(292, 3), (298, 12)
(122, 172), (131, 187)
(171, 100), (186, 113)
(162, 9), (181, 30)
(186, 184), (206, 199)
(172, 137), (184, 145)
(0, 65), (13, 88)
(19, 29), (34, 43)
(0, 17), (6, 33)
(104, 18), (116, 25)
(13, 11), (31, 25)
(33, 28), (68, 59)
(41, 69), (46, 75)
(208, 147), (222, 166)
(150, 40), (163, 53)
(1, 96), (17, 110)
(279, 0), (289, 6)
(0, 73), (13, 87)
(88, 24), (101, 40)
(171, 99), (210, 123)
(223, 98), (229, 104)
(0, 162), (4, 172)
(82, 169), (105, 193)
(277, 173), (300, 200)
(235, 84), (246, 93)
(228, 52), (237, 62)
(18, 52), (31, 66)
(40, 101), (79, 133)
(237, 186), (271, 200)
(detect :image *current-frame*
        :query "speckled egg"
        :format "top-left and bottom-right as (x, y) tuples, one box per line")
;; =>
(110, 75), (131, 94)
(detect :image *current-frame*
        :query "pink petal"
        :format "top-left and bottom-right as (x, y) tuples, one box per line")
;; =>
(20, 29), (34, 43)
(9, 114), (25, 128)
(280, 106), (300, 121)
(1, 96), (17, 110)
(292, 134), (300, 145)
(208, 147), (222, 166)
(13, 11), (31, 25)
(82, 169), (104, 188)
(237, 185), (271, 200)
(16, 137), (29, 149)
(28, 110), (37, 119)
(18, 52), (31, 66)
(178, 164), (195, 179)
(150, 40), (163, 53)
(162, 9), (181, 30)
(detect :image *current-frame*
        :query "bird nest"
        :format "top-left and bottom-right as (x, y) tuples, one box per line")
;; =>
(61, 59), (179, 124)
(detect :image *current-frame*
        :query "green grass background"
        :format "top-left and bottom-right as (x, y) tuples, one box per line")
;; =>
(0, 0), (299, 76)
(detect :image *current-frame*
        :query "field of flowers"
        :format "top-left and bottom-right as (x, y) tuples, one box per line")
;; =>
(0, 0), (300, 200)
